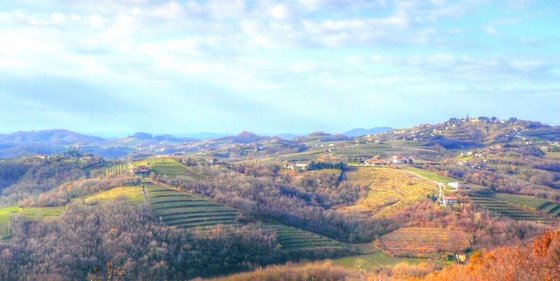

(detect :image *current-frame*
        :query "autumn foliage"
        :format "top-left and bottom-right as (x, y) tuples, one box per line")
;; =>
(418, 229), (560, 281)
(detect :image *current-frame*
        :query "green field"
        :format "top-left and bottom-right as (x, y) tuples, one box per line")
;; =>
(375, 227), (470, 257)
(134, 158), (194, 177)
(19, 207), (65, 220)
(84, 186), (144, 205)
(406, 167), (455, 184)
(0, 206), (21, 238)
(1, 206), (64, 238)
(274, 149), (327, 162)
(334, 251), (422, 271)
(146, 184), (240, 229)
(469, 190), (555, 223)
(260, 224), (348, 253)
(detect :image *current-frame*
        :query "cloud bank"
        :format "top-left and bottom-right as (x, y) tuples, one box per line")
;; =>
(0, 0), (559, 135)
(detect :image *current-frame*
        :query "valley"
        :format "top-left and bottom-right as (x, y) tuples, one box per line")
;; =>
(0, 117), (559, 280)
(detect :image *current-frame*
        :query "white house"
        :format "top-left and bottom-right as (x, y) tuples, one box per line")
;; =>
(442, 196), (458, 207)
(392, 155), (410, 164)
(448, 182), (461, 189)
(295, 163), (309, 170)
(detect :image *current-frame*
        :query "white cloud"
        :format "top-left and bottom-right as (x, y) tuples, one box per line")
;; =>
(270, 4), (290, 20)
(0, 0), (559, 133)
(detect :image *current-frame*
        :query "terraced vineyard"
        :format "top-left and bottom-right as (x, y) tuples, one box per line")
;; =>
(494, 193), (560, 217)
(134, 158), (191, 177)
(147, 184), (240, 229)
(84, 186), (144, 205)
(261, 224), (349, 253)
(375, 227), (470, 257)
(469, 190), (556, 223)
(344, 167), (379, 187)
(347, 168), (438, 217)
(146, 184), (351, 256)
(104, 162), (132, 176)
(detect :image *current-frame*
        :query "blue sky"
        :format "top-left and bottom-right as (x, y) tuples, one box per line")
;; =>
(0, 0), (559, 136)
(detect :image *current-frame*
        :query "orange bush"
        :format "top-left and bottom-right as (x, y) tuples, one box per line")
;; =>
(416, 229), (560, 281)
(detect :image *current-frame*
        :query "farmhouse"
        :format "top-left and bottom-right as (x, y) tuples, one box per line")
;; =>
(392, 155), (411, 165)
(363, 158), (388, 166)
(207, 157), (217, 165)
(133, 166), (150, 177)
(441, 196), (458, 207)
(295, 163), (309, 170)
(286, 162), (309, 171)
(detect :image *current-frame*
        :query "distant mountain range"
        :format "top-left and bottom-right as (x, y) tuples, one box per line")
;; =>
(341, 127), (393, 137)
(14, 121), (560, 160)
(127, 132), (196, 143)
(0, 129), (104, 145)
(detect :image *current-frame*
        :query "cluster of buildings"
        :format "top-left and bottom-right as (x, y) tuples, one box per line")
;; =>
(285, 162), (309, 171)
(457, 150), (492, 170)
(541, 142), (560, 152)
(386, 116), (523, 143)
(362, 155), (413, 166)
(438, 182), (461, 207)
(133, 166), (150, 177)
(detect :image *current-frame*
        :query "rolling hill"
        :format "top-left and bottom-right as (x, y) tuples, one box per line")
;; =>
(342, 127), (393, 137)
(145, 183), (351, 256)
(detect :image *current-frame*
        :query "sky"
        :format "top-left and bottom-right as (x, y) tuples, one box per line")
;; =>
(0, 0), (559, 137)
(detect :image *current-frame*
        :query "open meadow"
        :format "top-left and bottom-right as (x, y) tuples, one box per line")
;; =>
(83, 186), (144, 205)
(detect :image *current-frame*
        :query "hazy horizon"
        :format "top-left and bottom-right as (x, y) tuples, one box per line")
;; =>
(1, 1), (559, 136)
(0, 114), (553, 139)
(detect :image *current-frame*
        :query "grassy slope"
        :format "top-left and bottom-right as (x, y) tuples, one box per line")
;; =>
(83, 186), (144, 205)
(3, 184), (145, 238)
(134, 157), (202, 179)
(406, 167), (455, 184)
(333, 243), (423, 271)
(0, 206), (64, 238)
(334, 251), (422, 271)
